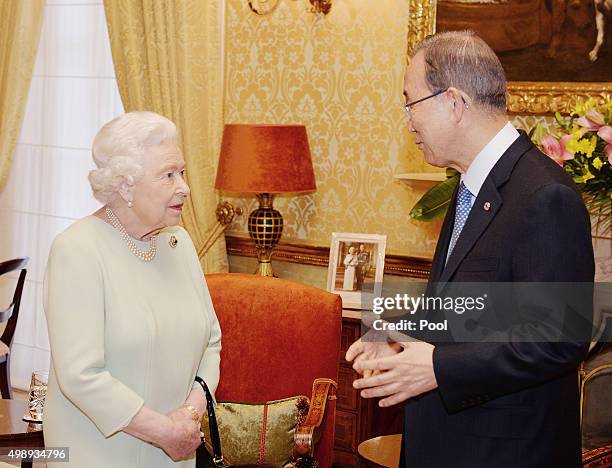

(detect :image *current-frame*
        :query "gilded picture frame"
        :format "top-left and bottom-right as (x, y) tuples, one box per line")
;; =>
(407, 0), (611, 115)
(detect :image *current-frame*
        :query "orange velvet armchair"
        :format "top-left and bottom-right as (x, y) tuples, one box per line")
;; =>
(205, 273), (342, 467)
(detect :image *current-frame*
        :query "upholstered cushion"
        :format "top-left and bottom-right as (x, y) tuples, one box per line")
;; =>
(201, 396), (308, 467)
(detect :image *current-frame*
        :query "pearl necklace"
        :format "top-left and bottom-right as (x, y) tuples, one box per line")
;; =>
(105, 207), (157, 262)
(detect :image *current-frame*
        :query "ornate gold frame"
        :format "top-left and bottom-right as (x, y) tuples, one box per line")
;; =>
(407, 0), (612, 115)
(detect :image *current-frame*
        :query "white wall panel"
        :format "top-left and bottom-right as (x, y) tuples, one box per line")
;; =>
(40, 147), (98, 219)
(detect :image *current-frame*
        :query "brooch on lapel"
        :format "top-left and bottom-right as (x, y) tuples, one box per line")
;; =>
(169, 235), (178, 248)
(483, 201), (491, 211)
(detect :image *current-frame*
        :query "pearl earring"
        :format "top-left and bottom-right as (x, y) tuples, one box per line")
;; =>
(128, 201), (133, 208)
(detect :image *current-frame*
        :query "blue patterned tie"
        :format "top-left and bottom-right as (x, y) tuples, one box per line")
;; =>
(446, 181), (473, 262)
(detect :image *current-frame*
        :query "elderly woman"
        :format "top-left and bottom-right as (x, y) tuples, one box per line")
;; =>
(343, 246), (358, 291)
(43, 111), (221, 467)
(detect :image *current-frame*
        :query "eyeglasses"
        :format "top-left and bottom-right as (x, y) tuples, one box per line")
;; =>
(403, 89), (446, 118)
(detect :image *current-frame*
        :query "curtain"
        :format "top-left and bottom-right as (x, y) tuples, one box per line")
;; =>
(0, 0), (45, 193)
(103, 0), (228, 273)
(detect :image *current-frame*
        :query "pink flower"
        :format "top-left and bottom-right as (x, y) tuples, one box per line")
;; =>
(586, 109), (605, 126)
(576, 109), (605, 132)
(541, 135), (561, 158)
(541, 134), (574, 166)
(575, 116), (600, 131)
(605, 144), (612, 165)
(598, 125), (612, 144)
(595, 126), (612, 164)
(559, 134), (575, 161)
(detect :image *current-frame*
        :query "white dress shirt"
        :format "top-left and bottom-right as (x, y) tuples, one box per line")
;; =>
(461, 122), (520, 205)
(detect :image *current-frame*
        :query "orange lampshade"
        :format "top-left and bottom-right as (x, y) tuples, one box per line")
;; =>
(215, 124), (317, 194)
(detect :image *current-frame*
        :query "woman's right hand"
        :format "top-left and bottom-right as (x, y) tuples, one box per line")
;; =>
(159, 408), (203, 461)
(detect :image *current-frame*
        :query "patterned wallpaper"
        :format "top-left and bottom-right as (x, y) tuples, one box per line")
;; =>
(512, 115), (554, 135)
(222, 1), (558, 259)
(223, 0), (443, 258)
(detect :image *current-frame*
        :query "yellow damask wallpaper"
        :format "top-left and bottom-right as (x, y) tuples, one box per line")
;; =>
(223, 0), (443, 258)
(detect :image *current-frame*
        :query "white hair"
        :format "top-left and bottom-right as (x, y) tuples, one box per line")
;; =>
(88, 111), (178, 203)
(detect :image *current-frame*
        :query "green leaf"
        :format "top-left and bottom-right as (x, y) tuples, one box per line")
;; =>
(554, 111), (571, 131)
(410, 174), (460, 221)
(531, 123), (548, 146)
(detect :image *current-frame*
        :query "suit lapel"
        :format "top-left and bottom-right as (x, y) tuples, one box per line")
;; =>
(438, 179), (502, 283)
(436, 131), (534, 284)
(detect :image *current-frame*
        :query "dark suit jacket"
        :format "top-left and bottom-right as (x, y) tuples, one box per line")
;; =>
(400, 132), (595, 468)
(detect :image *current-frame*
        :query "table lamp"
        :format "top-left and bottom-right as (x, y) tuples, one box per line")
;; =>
(215, 124), (317, 276)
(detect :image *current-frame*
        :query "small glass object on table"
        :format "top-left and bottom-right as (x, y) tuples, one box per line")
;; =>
(23, 370), (48, 423)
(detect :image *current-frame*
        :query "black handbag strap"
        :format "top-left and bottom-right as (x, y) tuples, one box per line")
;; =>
(195, 376), (224, 468)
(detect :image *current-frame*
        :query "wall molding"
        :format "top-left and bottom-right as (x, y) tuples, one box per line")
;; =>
(225, 235), (432, 279)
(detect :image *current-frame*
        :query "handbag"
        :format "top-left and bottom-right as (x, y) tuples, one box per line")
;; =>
(195, 376), (233, 468)
(194, 377), (336, 468)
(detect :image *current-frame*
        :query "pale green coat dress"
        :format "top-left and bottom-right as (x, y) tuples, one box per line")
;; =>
(43, 217), (222, 468)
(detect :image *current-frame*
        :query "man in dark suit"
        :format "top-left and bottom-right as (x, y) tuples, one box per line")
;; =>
(355, 244), (371, 290)
(346, 30), (594, 467)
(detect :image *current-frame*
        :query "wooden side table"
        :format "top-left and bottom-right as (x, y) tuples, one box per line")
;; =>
(0, 399), (44, 468)
(357, 434), (402, 468)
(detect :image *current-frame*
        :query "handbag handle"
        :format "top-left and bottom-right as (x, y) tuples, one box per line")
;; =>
(195, 376), (224, 468)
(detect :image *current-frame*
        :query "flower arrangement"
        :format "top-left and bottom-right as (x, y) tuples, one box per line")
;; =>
(534, 98), (611, 235)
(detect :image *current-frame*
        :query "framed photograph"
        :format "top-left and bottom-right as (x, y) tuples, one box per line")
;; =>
(326, 233), (387, 310)
(406, 0), (610, 115)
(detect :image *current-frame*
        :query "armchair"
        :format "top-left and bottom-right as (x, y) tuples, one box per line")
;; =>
(203, 273), (342, 467)
(0, 258), (28, 399)
(580, 340), (612, 467)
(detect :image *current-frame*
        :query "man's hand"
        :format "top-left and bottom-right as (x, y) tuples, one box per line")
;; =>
(351, 339), (438, 407)
(346, 329), (402, 378)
